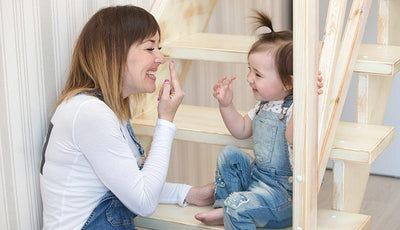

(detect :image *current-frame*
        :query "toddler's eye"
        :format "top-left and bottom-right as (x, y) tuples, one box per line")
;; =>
(158, 47), (162, 50)
(146, 48), (155, 51)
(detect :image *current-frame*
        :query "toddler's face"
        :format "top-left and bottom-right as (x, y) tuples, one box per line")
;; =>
(246, 51), (289, 101)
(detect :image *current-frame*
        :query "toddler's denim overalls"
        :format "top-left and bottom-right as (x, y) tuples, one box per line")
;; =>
(213, 99), (293, 230)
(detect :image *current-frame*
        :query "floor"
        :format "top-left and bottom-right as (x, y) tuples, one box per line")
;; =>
(318, 170), (400, 230)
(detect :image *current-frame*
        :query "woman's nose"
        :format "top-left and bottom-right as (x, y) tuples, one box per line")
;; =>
(155, 49), (165, 64)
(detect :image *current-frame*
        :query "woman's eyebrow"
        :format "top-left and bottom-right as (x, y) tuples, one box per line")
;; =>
(141, 39), (157, 44)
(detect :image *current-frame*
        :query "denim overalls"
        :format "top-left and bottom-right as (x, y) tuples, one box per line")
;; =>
(80, 123), (144, 229)
(213, 98), (293, 230)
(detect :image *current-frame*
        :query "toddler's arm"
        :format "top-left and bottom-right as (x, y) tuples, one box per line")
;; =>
(213, 76), (252, 139)
(285, 72), (324, 145)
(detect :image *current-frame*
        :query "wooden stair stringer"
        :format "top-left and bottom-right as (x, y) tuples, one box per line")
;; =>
(317, 0), (373, 190)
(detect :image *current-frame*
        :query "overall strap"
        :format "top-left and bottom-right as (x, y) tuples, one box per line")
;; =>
(126, 122), (145, 169)
(84, 91), (146, 169)
(279, 94), (293, 120)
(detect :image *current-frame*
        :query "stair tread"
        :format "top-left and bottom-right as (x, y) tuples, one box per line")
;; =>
(134, 204), (371, 230)
(162, 33), (400, 76)
(132, 104), (394, 164)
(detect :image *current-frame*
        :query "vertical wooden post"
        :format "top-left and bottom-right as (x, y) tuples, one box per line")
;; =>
(293, 0), (318, 229)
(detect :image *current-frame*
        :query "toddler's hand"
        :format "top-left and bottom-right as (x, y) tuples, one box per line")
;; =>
(317, 71), (324, 95)
(213, 76), (236, 108)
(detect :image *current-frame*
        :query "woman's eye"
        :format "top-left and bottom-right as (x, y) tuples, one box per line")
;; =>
(146, 48), (155, 51)
(158, 47), (162, 50)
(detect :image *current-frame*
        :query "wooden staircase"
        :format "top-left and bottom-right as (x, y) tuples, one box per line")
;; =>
(132, 0), (398, 229)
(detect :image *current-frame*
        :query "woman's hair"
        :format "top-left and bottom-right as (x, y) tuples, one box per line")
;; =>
(249, 10), (293, 93)
(56, 5), (160, 122)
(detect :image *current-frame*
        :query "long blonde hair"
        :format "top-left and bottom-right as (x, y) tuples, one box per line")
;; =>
(56, 5), (160, 122)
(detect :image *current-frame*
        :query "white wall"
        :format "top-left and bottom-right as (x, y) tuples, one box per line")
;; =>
(0, 1), (153, 229)
(320, 0), (400, 177)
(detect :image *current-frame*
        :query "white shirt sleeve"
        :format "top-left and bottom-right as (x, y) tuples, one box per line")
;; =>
(247, 102), (261, 120)
(159, 182), (192, 206)
(73, 101), (177, 217)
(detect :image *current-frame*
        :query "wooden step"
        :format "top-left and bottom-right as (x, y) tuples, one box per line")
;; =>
(162, 33), (400, 76)
(134, 204), (371, 230)
(132, 104), (394, 164)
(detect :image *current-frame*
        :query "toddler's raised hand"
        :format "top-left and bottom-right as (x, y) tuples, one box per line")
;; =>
(213, 76), (236, 107)
(317, 71), (324, 95)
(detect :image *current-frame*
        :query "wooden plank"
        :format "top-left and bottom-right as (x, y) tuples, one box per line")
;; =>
(132, 105), (394, 164)
(134, 204), (371, 230)
(291, 0), (319, 229)
(318, 0), (373, 189)
(161, 33), (400, 76)
(329, 121), (394, 164)
(134, 0), (217, 114)
(318, 0), (347, 131)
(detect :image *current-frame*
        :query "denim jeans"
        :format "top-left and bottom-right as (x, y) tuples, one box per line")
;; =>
(214, 107), (293, 229)
(81, 191), (137, 230)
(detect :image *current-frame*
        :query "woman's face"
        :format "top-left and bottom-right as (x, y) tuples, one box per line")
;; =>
(123, 32), (165, 98)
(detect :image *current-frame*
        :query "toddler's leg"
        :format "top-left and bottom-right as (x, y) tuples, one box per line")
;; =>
(223, 186), (292, 229)
(214, 146), (252, 208)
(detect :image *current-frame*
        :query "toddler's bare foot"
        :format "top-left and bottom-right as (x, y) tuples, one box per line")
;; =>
(195, 208), (224, 226)
(185, 182), (215, 206)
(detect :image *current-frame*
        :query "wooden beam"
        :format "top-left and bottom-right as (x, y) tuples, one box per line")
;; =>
(318, 0), (348, 131)
(293, 0), (319, 229)
(318, 0), (373, 188)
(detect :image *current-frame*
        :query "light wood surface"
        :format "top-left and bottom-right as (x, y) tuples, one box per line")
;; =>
(160, 33), (400, 76)
(134, 204), (370, 230)
(317, 0), (373, 189)
(292, 0), (319, 228)
(132, 105), (394, 164)
(133, 1), (398, 229)
(138, 171), (400, 230)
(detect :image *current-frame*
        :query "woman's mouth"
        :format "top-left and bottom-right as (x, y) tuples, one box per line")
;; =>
(146, 71), (156, 81)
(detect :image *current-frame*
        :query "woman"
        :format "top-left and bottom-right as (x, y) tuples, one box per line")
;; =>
(40, 5), (213, 230)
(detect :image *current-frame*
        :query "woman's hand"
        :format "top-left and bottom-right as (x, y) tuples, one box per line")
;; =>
(157, 60), (185, 122)
(184, 182), (215, 206)
(213, 76), (236, 108)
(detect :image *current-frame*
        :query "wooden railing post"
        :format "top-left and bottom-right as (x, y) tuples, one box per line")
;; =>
(293, 0), (319, 229)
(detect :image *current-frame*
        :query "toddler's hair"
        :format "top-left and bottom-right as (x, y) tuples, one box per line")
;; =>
(249, 10), (293, 93)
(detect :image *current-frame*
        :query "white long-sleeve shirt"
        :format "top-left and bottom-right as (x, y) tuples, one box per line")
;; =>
(40, 94), (191, 230)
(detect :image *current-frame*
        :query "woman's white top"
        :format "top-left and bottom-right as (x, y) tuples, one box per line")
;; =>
(40, 94), (191, 230)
